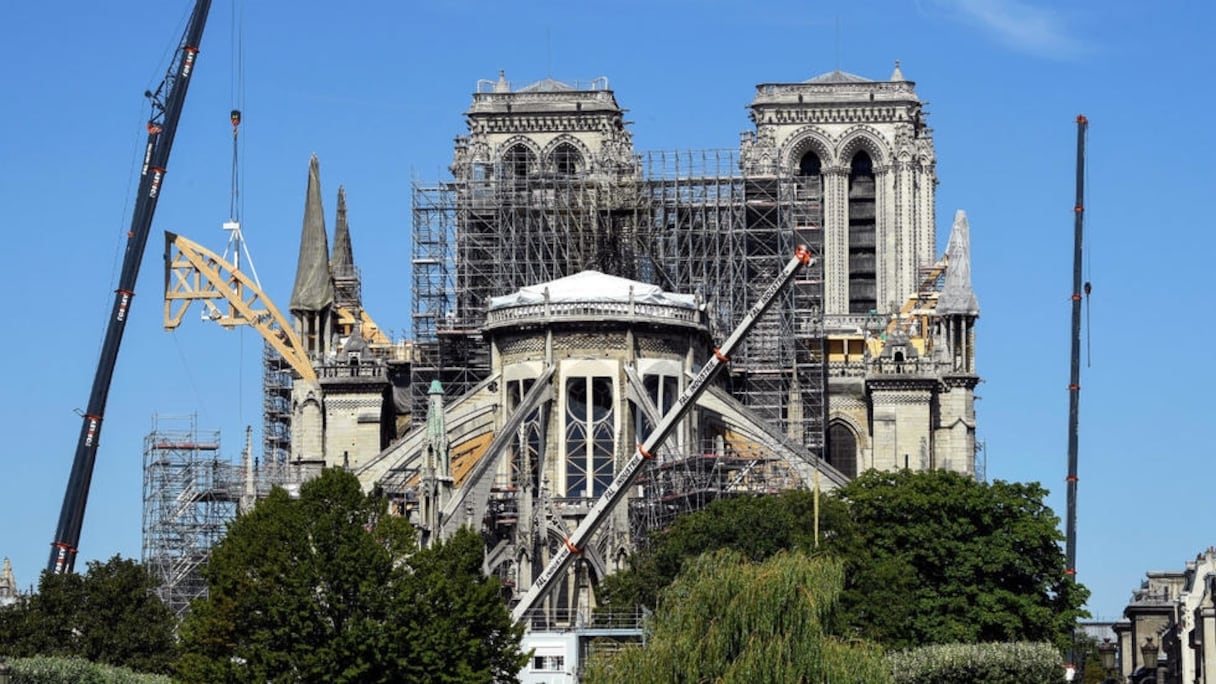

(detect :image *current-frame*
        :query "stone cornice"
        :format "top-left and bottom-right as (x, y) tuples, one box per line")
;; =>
(469, 89), (620, 111)
(752, 80), (918, 100)
(753, 106), (913, 126)
(942, 374), (980, 390)
(471, 113), (620, 136)
(866, 376), (939, 394)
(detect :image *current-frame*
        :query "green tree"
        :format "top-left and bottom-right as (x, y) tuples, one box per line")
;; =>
(0, 556), (176, 673)
(831, 469), (1088, 650)
(597, 490), (855, 610)
(597, 471), (1086, 652)
(175, 467), (525, 683)
(585, 549), (890, 684)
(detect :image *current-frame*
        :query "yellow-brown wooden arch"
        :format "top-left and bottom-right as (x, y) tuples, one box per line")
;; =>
(164, 231), (317, 383)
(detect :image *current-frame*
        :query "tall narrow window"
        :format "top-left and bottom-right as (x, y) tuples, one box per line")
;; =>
(566, 376), (615, 497)
(796, 151), (824, 249)
(848, 151), (877, 314)
(508, 379), (542, 490)
(827, 422), (858, 478)
(635, 374), (678, 441)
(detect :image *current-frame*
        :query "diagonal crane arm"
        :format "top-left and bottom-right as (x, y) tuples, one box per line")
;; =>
(49, 0), (213, 575)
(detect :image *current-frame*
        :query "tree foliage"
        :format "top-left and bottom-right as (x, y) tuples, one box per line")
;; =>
(832, 469), (1088, 650)
(585, 550), (890, 684)
(0, 556), (176, 673)
(1, 655), (172, 684)
(597, 490), (855, 610)
(888, 642), (1064, 684)
(598, 470), (1087, 652)
(175, 468), (525, 683)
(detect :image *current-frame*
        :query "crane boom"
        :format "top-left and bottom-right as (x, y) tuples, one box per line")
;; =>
(511, 245), (815, 623)
(49, 0), (213, 574)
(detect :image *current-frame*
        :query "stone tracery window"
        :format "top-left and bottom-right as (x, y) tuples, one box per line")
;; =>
(508, 378), (543, 490)
(635, 373), (678, 441)
(565, 376), (615, 497)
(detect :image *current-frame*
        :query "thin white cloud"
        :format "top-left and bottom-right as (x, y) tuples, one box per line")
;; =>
(929, 0), (1088, 59)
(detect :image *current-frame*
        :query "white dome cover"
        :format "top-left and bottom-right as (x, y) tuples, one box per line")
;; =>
(488, 270), (697, 310)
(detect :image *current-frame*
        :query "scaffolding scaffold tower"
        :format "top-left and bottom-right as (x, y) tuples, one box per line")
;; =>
(410, 147), (826, 535)
(141, 414), (239, 619)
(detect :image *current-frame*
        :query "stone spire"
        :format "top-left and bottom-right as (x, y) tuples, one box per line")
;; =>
(890, 59), (905, 82)
(330, 184), (362, 313)
(331, 185), (354, 275)
(426, 380), (451, 478)
(937, 210), (980, 316)
(289, 155), (334, 313)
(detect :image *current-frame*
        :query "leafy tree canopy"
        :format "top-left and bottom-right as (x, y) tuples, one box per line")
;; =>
(585, 550), (890, 684)
(832, 469), (1088, 650)
(175, 467), (525, 683)
(0, 555), (176, 674)
(597, 489), (855, 610)
(598, 470), (1087, 651)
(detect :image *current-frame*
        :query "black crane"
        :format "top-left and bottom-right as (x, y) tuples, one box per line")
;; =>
(48, 0), (213, 574)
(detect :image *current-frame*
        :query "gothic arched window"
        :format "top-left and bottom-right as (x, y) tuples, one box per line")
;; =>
(827, 422), (858, 478)
(798, 151), (822, 177)
(565, 376), (615, 497)
(550, 143), (584, 176)
(848, 150), (877, 314)
(502, 144), (535, 181)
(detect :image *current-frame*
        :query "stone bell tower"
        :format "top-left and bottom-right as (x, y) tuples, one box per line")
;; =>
(742, 61), (937, 319)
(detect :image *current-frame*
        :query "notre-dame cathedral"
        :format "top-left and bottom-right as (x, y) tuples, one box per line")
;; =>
(277, 62), (980, 625)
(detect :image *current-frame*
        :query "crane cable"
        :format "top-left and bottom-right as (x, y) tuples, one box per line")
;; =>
(228, 0), (248, 428)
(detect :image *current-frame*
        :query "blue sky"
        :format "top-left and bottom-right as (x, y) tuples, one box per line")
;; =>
(1, 0), (1212, 622)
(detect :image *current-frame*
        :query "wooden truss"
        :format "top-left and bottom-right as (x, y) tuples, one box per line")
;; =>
(164, 231), (317, 383)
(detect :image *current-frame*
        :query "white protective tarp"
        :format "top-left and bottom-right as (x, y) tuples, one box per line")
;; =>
(488, 270), (696, 310)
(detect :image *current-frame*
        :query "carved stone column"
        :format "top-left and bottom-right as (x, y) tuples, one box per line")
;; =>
(823, 165), (851, 314)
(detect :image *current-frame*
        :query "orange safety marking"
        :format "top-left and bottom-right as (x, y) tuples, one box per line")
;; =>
(564, 537), (581, 554)
(1075, 205), (1084, 212)
(638, 444), (655, 460)
(1076, 114), (1088, 124)
(1068, 384), (1080, 391)
(1064, 568), (1077, 576)
(794, 244), (813, 265)
(714, 348), (730, 364)
(1066, 476), (1078, 483)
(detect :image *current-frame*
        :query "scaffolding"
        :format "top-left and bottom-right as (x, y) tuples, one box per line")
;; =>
(412, 149), (823, 436)
(141, 414), (239, 619)
(628, 449), (804, 544)
(410, 147), (826, 530)
(262, 341), (292, 473)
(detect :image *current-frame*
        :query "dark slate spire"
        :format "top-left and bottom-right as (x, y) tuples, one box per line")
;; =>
(937, 210), (980, 316)
(331, 185), (354, 274)
(289, 155), (334, 312)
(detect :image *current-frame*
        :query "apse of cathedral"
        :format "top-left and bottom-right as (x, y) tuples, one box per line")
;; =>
(283, 63), (979, 624)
